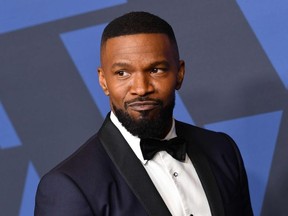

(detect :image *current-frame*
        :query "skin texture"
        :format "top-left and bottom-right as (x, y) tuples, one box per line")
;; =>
(98, 33), (185, 138)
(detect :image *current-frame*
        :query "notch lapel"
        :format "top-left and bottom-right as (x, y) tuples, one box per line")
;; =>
(98, 116), (172, 216)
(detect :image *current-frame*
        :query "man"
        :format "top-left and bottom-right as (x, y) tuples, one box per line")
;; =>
(35, 12), (253, 216)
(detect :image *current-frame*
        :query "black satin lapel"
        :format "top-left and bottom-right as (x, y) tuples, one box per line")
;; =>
(186, 146), (225, 216)
(98, 116), (172, 216)
(175, 121), (225, 216)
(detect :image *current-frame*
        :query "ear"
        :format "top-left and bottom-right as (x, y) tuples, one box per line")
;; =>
(175, 60), (185, 90)
(98, 67), (109, 96)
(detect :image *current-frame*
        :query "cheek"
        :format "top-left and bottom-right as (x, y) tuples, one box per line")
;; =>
(108, 88), (127, 108)
(160, 86), (176, 106)
(106, 79), (127, 100)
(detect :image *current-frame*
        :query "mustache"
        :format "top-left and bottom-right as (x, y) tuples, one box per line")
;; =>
(124, 97), (163, 109)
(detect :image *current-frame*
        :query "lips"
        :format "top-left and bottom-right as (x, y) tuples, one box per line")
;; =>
(127, 101), (160, 112)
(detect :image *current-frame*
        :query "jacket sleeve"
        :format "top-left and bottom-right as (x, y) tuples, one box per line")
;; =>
(222, 133), (254, 216)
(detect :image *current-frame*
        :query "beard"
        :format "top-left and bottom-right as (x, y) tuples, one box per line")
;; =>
(113, 94), (175, 139)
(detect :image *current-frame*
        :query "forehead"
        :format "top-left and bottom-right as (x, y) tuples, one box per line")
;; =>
(101, 33), (176, 62)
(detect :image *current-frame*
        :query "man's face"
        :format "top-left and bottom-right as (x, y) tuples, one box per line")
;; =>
(98, 33), (185, 138)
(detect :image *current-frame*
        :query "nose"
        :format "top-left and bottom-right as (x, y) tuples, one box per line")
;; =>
(130, 72), (154, 96)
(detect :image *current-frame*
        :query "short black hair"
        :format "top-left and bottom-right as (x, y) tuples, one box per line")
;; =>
(101, 11), (178, 50)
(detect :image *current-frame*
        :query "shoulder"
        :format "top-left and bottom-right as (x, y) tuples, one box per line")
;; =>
(175, 120), (245, 185)
(34, 134), (99, 216)
(49, 133), (107, 173)
(42, 131), (117, 184)
(35, 132), (117, 215)
(35, 168), (93, 215)
(175, 120), (237, 148)
(175, 120), (242, 165)
(37, 132), (113, 194)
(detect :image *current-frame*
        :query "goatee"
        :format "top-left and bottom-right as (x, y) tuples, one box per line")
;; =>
(113, 95), (175, 139)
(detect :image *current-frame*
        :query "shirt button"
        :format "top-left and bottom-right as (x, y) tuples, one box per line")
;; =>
(173, 172), (178, 177)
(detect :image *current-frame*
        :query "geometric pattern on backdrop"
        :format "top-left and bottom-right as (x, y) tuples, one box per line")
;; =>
(60, 25), (195, 125)
(205, 110), (282, 216)
(0, 0), (126, 34)
(0, 102), (22, 149)
(19, 162), (39, 216)
(236, 0), (288, 89)
(61, 24), (110, 118)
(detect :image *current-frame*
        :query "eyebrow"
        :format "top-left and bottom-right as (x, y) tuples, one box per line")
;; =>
(111, 60), (170, 70)
(148, 60), (170, 68)
(111, 62), (131, 69)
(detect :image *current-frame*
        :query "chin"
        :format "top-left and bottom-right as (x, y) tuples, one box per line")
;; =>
(134, 110), (159, 120)
(113, 101), (175, 139)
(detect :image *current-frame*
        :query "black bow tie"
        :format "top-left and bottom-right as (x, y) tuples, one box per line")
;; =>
(140, 137), (186, 161)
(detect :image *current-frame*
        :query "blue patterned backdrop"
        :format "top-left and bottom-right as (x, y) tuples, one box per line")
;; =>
(0, 1), (287, 215)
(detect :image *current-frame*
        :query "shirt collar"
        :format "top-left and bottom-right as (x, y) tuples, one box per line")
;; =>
(110, 111), (177, 164)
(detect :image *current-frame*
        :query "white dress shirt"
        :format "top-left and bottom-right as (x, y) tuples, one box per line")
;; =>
(110, 112), (211, 216)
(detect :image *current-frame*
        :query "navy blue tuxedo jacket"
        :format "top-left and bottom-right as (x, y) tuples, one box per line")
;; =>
(35, 115), (253, 216)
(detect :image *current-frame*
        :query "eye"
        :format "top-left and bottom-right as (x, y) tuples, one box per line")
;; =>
(115, 70), (130, 78)
(151, 68), (158, 73)
(150, 68), (166, 75)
